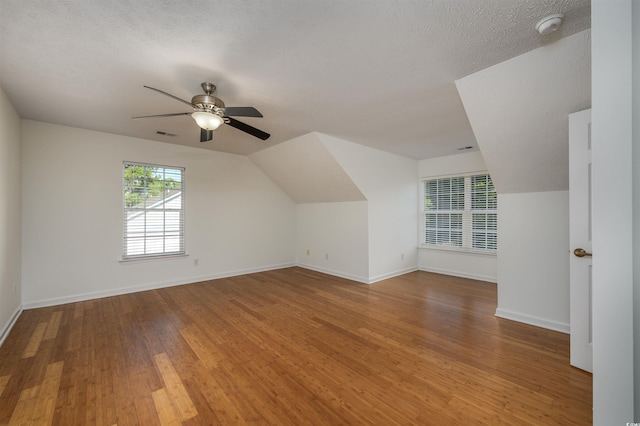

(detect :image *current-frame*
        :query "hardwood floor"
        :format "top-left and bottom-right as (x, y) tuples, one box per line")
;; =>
(0, 267), (592, 425)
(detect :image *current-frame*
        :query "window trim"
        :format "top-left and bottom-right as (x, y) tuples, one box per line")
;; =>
(122, 161), (186, 260)
(419, 171), (497, 255)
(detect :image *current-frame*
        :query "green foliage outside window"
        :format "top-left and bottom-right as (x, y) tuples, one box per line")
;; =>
(124, 164), (181, 208)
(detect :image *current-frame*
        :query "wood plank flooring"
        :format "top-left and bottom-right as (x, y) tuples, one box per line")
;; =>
(0, 267), (592, 425)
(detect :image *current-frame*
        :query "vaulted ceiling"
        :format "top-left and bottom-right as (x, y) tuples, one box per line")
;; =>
(0, 0), (590, 160)
(457, 29), (591, 193)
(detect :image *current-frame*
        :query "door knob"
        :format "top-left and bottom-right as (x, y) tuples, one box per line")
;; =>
(573, 248), (592, 258)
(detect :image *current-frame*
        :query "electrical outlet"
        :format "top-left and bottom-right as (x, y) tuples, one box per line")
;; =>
(194, 258), (199, 266)
(306, 249), (310, 256)
(401, 253), (405, 260)
(325, 253), (329, 260)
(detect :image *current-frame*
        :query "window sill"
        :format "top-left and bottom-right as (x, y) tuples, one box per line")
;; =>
(419, 245), (497, 256)
(119, 253), (189, 264)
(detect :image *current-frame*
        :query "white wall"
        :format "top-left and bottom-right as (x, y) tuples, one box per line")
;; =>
(454, 33), (591, 335)
(250, 132), (372, 281)
(592, 0), (636, 422)
(418, 151), (497, 282)
(0, 87), (22, 344)
(320, 134), (418, 283)
(249, 133), (366, 203)
(419, 250), (497, 283)
(455, 30), (591, 194)
(296, 201), (369, 282)
(496, 191), (570, 333)
(21, 121), (296, 307)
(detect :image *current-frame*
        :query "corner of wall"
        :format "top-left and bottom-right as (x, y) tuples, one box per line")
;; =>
(0, 86), (23, 346)
(496, 191), (570, 332)
(0, 305), (23, 347)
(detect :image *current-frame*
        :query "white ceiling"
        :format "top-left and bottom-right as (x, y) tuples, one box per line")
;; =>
(0, 0), (590, 160)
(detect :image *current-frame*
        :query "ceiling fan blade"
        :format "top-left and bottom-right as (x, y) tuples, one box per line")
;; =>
(143, 86), (194, 107)
(223, 107), (263, 117)
(225, 117), (270, 140)
(132, 112), (192, 119)
(200, 128), (213, 142)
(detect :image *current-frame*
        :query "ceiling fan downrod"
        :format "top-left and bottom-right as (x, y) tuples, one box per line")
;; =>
(201, 82), (216, 95)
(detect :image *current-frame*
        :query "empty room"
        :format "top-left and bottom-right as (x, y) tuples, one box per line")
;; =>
(0, 0), (637, 424)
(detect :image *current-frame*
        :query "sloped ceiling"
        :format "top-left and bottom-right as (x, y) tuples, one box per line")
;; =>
(0, 0), (590, 160)
(456, 29), (591, 194)
(249, 133), (366, 203)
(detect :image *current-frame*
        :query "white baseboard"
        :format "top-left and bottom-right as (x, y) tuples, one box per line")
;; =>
(0, 304), (23, 347)
(187, 262), (297, 284)
(368, 267), (418, 284)
(495, 308), (570, 334)
(418, 266), (497, 283)
(23, 262), (296, 310)
(296, 264), (418, 285)
(295, 263), (370, 284)
(20, 262), (467, 310)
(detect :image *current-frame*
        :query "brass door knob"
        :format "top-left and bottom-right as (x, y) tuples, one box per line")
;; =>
(573, 248), (592, 258)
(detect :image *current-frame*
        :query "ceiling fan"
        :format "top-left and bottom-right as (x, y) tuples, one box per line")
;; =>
(132, 82), (270, 142)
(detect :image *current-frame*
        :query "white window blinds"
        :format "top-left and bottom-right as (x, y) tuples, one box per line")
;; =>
(123, 162), (185, 259)
(422, 173), (497, 253)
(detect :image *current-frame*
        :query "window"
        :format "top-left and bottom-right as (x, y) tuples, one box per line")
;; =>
(421, 173), (497, 253)
(123, 162), (185, 259)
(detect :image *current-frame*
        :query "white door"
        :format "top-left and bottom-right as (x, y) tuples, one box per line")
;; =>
(568, 108), (592, 373)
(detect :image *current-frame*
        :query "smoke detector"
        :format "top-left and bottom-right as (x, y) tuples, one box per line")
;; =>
(535, 13), (565, 35)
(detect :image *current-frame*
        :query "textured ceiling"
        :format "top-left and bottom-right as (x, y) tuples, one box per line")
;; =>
(0, 0), (590, 160)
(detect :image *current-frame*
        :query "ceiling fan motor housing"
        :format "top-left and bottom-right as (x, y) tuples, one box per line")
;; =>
(191, 94), (225, 116)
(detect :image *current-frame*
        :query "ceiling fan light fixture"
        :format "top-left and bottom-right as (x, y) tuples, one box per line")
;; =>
(192, 111), (224, 130)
